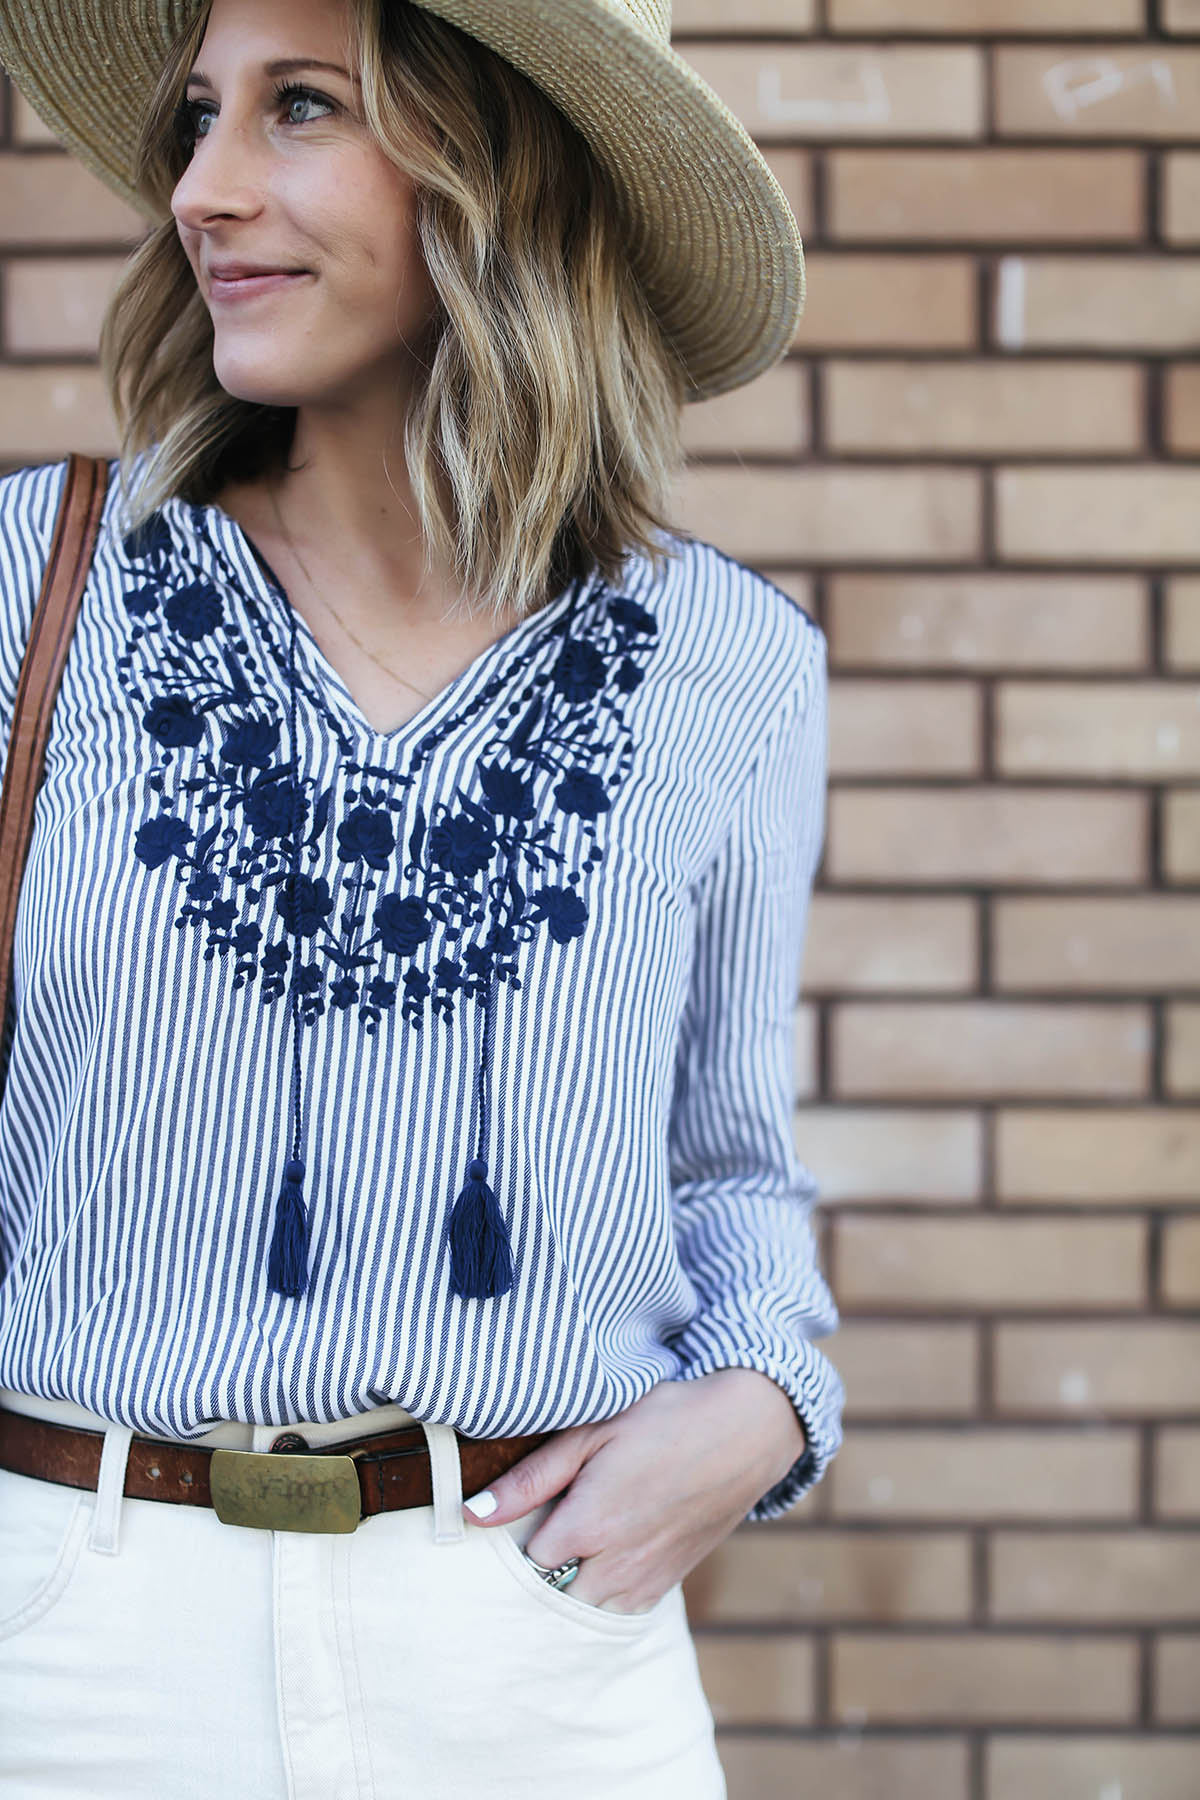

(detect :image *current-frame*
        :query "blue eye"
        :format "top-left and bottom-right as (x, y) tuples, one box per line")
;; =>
(272, 82), (335, 125)
(175, 82), (335, 154)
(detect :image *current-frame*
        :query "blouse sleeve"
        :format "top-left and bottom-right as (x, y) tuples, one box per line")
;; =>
(665, 617), (844, 1519)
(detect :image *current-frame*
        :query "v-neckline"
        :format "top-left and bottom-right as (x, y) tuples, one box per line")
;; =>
(178, 493), (584, 752)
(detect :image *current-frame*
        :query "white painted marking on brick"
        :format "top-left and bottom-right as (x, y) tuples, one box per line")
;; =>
(1098, 1783), (1124, 1800)
(1060, 1369), (1091, 1405)
(758, 62), (891, 128)
(997, 258), (1027, 352)
(868, 1474), (895, 1505)
(1158, 723), (1181, 757)
(1043, 56), (1177, 122)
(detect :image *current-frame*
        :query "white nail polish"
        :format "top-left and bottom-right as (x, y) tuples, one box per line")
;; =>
(464, 1488), (498, 1519)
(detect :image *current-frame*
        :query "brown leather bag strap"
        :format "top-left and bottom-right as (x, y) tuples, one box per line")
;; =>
(0, 453), (110, 1061)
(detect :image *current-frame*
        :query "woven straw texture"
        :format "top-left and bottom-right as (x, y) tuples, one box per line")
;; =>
(0, 0), (804, 399)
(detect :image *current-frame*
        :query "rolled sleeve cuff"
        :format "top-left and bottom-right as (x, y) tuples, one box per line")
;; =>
(675, 1334), (845, 1520)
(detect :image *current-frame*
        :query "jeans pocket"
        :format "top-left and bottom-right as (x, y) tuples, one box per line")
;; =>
(480, 1517), (675, 1640)
(0, 1469), (90, 1643)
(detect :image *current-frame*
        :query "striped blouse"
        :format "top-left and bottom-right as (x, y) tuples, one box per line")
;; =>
(0, 455), (843, 1518)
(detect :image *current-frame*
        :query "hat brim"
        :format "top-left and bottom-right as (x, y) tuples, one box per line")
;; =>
(0, 0), (803, 398)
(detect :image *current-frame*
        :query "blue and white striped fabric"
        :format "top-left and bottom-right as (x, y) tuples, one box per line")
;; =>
(0, 455), (842, 1517)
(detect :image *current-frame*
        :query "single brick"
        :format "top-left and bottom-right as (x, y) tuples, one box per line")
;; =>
(686, 1530), (970, 1624)
(1163, 151), (1200, 242)
(803, 895), (976, 994)
(991, 1531), (1200, 1622)
(681, 365), (808, 457)
(831, 1000), (1150, 1099)
(1165, 577), (1200, 668)
(832, 1632), (1137, 1724)
(828, 150), (1143, 243)
(828, 574), (1147, 671)
(1164, 790), (1200, 882)
(829, 679), (981, 776)
(995, 898), (1200, 991)
(797, 254), (975, 350)
(833, 1321), (979, 1415)
(996, 47), (1200, 139)
(672, 467), (981, 563)
(1166, 363), (1200, 454)
(827, 789), (1145, 886)
(0, 151), (142, 243)
(673, 0), (815, 31)
(1156, 1428), (1200, 1516)
(1165, 0), (1200, 29)
(719, 1739), (968, 1800)
(988, 1736), (1200, 1800)
(4, 254), (125, 356)
(995, 1321), (1200, 1415)
(834, 1216), (1146, 1311)
(1155, 1637), (1200, 1724)
(693, 1634), (815, 1728)
(1162, 1219), (1200, 1308)
(997, 1107), (1200, 1204)
(998, 679), (1200, 776)
(829, 1427), (1139, 1521)
(1165, 1004), (1200, 1095)
(830, 0), (1141, 28)
(792, 1107), (982, 1204)
(1000, 256), (1200, 349)
(683, 45), (983, 142)
(0, 367), (115, 459)
(824, 360), (1143, 456)
(999, 467), (1200, 563)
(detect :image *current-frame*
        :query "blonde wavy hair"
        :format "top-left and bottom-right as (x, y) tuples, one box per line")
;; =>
(100, 0), (687, 621)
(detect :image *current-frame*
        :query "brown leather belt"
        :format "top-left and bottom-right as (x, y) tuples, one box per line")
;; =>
(0, 1406), (546, 1535)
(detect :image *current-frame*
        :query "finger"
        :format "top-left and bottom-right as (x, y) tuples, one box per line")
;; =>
(463, 1428), (593, 1527)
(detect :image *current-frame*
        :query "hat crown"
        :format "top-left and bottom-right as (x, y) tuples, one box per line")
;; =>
(619, 0), (672, 44)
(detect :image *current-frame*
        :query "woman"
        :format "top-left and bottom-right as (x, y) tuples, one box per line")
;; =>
(0, 0), (843, 1792)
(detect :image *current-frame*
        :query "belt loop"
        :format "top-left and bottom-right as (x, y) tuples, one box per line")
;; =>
(421, 1423), (464, 1544)
(88, 1423), (134, 1556)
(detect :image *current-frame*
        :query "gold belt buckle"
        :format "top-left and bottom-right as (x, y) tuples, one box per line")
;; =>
(209, 1448), (362, 1534)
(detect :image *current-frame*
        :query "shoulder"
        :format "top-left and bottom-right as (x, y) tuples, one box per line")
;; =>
(619, 529), (826, 721)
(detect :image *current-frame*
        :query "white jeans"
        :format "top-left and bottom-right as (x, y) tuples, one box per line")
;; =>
(0, 1392), (725, 1799)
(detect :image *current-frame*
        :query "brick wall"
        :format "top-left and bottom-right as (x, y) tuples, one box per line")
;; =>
(2, 4), (1199, 1797)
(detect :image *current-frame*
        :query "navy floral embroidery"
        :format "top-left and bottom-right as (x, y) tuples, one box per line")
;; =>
(116, 503), (658, 1037)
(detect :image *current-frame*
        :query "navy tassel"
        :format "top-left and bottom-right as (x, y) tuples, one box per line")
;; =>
(267, 600), (311, 1299)
(268, 1157), (309, 1297)
(448, 1156), (513, 1298)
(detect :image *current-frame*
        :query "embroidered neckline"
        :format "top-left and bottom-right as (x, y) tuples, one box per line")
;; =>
(117, 496), (660, 1042)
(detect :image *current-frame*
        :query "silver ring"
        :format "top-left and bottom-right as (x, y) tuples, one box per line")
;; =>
(524, 1553), (581, 1590)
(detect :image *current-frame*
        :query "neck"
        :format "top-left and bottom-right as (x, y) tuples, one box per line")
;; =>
(268, 399), (469, 626)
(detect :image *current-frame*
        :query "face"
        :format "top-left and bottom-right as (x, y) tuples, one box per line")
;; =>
(170, 0), (439, 414)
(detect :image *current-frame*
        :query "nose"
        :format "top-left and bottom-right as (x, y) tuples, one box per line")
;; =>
(171, 112), (265, 233)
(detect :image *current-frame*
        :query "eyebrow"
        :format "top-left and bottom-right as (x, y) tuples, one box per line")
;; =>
(185, 58), (359, 88)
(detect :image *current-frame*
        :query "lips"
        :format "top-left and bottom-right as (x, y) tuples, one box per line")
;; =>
(207, 266), (310, 303)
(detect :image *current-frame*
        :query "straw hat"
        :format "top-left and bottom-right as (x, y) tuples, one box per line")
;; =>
(0, 0), (804, 399)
